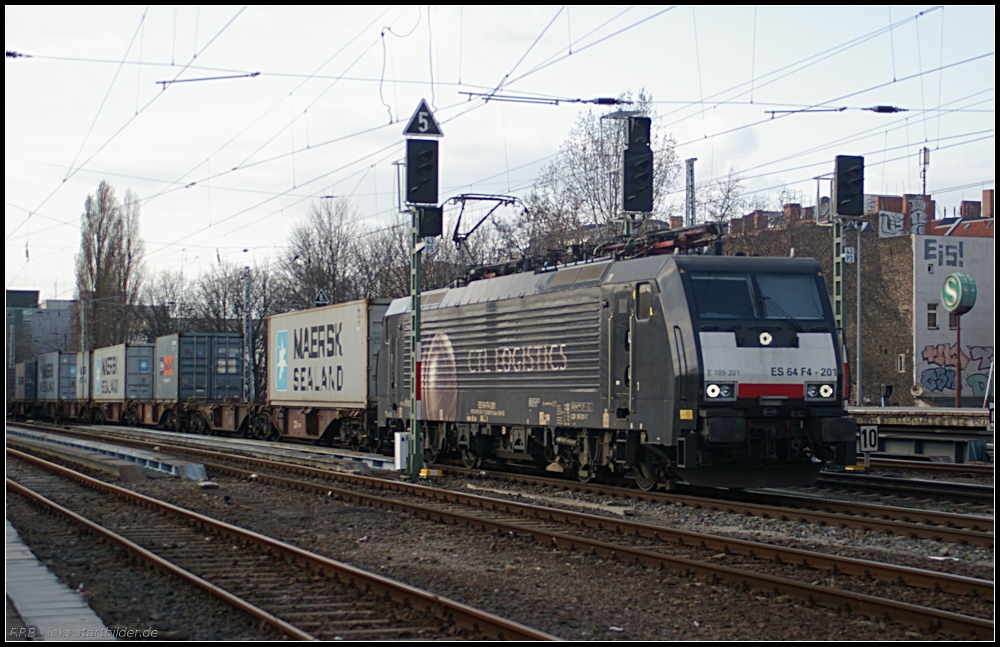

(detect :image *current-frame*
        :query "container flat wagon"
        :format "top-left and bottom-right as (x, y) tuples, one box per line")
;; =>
(253, 299), (388, 444)
(147, 332), (248, 434)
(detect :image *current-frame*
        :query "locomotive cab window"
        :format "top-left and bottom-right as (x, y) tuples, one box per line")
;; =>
(636, 282), (653, 320)
(688, 274), (755, 319)
(755, 273), (825, 320)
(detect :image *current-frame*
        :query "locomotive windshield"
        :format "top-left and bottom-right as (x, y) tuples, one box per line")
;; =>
(688, 274), (756, 319)
(688, 271), (825, 321)
(755, 273), (825, 320)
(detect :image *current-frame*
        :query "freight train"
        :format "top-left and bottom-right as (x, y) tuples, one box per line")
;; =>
(9, 333), (247, 435)
(8, 254), (857, 490)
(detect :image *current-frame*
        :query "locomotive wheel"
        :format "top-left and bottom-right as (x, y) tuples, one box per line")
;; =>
(424, 446), (439, 465)
(188, 413), (208, 435)
(576, 466), (594, 483)
(461, 449), (481, 469)
(250, 415), (276, 441)
(633, 459), (657, 492)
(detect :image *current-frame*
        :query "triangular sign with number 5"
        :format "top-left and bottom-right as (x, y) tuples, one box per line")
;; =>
(403, 99), (443, 137)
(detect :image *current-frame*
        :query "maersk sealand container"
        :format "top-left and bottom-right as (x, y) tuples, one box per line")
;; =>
(74, 351), (91, 401)
(266, 299), (389, 408)
(15, 361), (37, 401)
(154, 332), (243, 402)
(37, 352), (77, 402)
(92, 344), (155, 401)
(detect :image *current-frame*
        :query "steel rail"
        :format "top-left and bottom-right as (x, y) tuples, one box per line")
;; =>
(727, 488), (994, 530)
(5, 478), (315, 640)
(869, 458), (994, 476)
(198, 458), (994, 602)
(183, 460), (994, 637)
(450, 467), (995, 545)
(8, 428), (993, 637)
(9, 422), (992, 542)
(815, 471), (994, 504)
(6, 448), (557, 642)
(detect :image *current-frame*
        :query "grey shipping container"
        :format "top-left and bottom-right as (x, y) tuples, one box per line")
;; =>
(74, 351), (91, 401)
(37, 352), (77, 402)
(155, 332), (243, 402)
(92, 344), (154, 401)
(267, 299), (389, 408)
(15, 361), (37, 401)
(7, 367), (15, 401)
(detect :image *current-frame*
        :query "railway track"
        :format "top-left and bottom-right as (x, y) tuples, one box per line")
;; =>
(868, 457), (994, 479)
(449, 466), (995, 544)
(147, 454), (996, 637)
(5, 448), (555, 641)
(812, 471), (994, 505)
(11, 422), (994, 546)
(10, 430), (992, 639)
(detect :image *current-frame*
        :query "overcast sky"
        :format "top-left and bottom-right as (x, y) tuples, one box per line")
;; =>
(5, 5), (995, 301)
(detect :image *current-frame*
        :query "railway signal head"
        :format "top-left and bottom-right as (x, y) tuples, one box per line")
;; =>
(626, 116), (652, 149)
(406, 139), (439, 205)
(834, 155), (864, 217)
(622, 146), (654, 213)
(417, 206), (443, 238)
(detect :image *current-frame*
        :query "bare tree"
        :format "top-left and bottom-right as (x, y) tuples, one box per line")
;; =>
(355, 220), (410, 299)
(525, 89), (680, 247)
(138, 269), (195, 341)
(193, 261), (280, 401)
(279, 198), (360, 310)
(496, 189), (587, 260)
(698, 169), (748, 225)
(75, 181), (145, 350)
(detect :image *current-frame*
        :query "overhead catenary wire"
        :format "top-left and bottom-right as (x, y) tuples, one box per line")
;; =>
(658, 6), (946, 130)
(6, 6), (992, 293)
(6, 5), (248, 243)
(141, 6), (393, 214)
(134, 7), (683, 219)
(138, 4), (640, 257)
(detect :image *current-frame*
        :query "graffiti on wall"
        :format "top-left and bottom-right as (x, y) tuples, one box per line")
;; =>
(920, 343), (994, 396)
(907, 195), (928, 235)
(879, 211), (906, 238)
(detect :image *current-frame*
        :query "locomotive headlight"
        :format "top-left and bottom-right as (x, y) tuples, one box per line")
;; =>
(805, 382), (836, 401)
(705, 382), (736, 401)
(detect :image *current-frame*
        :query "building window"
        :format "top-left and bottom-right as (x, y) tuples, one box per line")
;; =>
(927, 303), (938, 330)
(897, 354), (906, 373)
(949, 313), (958, 330)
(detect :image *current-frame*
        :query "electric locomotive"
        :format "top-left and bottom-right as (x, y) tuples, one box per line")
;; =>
(379, 253), (856, 489)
